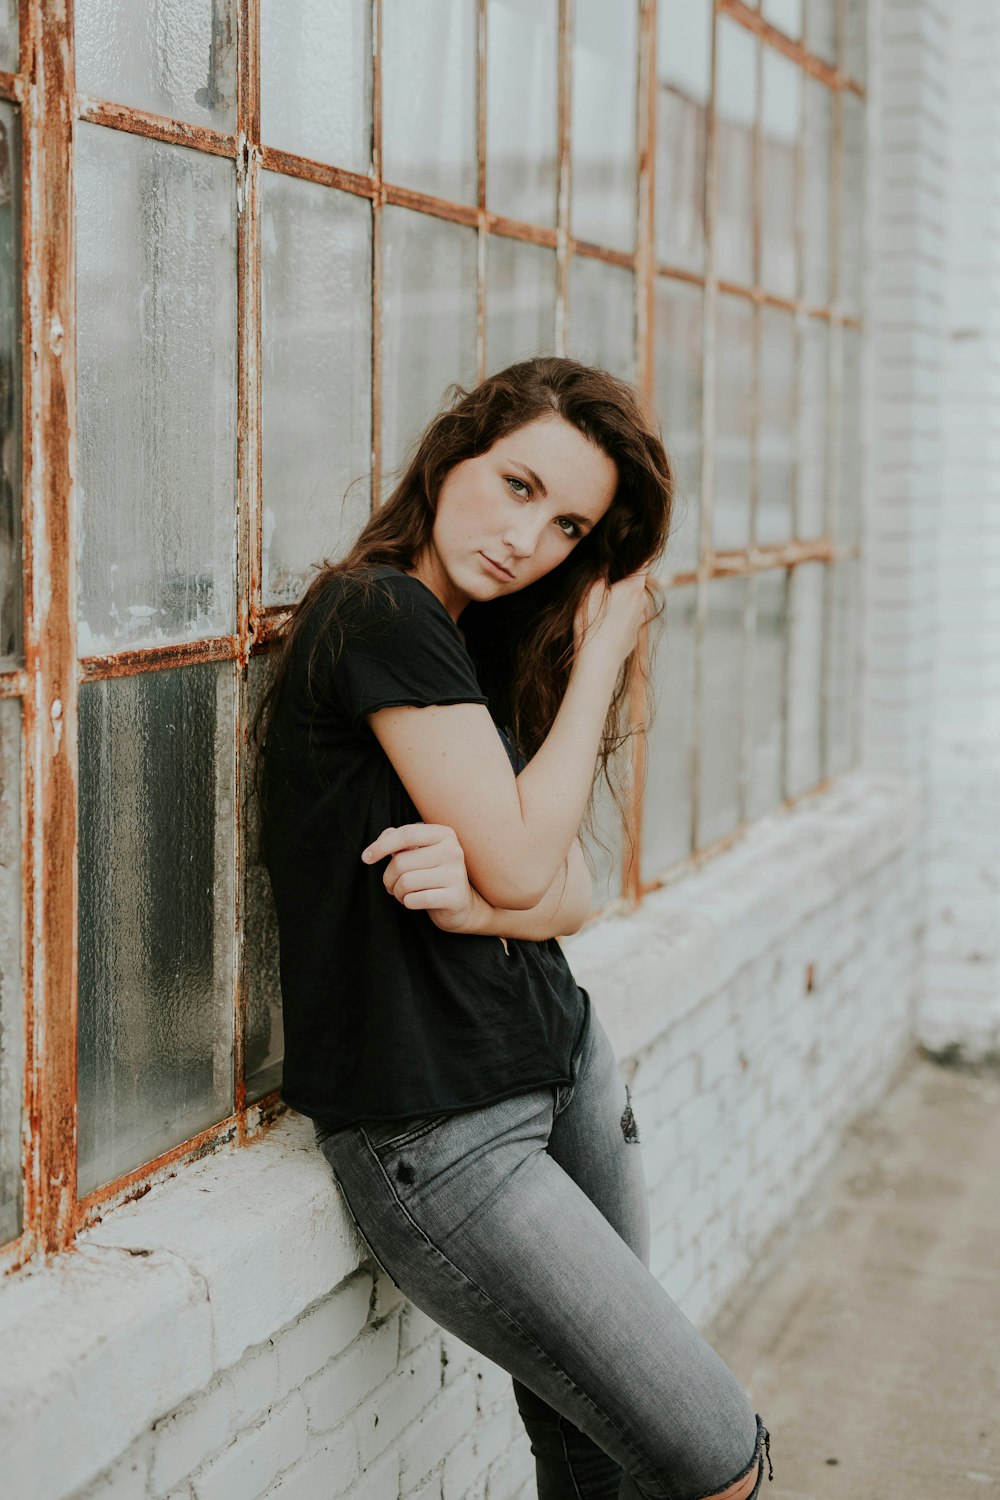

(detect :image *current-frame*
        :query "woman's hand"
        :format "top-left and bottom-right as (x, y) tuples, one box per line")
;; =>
(362, 823), (486, 934)
(573, 569), (655, 669)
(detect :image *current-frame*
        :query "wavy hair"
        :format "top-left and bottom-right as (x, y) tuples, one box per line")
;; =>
(257, 356), (674, 833)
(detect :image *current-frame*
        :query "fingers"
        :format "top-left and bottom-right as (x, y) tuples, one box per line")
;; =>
(361, 823), (457, 864)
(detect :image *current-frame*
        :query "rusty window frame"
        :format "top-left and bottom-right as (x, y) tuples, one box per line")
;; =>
(0, 0), (864, 1266)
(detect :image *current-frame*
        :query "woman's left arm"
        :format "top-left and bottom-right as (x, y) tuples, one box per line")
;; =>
(368, 824), (593, 941)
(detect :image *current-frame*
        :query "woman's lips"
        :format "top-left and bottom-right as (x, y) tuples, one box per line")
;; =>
(479, 553), (515, 581)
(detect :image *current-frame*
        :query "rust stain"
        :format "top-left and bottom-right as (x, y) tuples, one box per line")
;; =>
(78, 635), (239, 682)
(0, 68), (25, 103)
(259, 143), (376, 199)
(75, 95), (236, 158)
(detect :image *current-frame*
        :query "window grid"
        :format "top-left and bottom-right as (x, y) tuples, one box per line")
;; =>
(0, 0), (865, 1262)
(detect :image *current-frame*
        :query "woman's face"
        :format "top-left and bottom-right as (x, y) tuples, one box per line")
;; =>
(411, 415), (619, 620)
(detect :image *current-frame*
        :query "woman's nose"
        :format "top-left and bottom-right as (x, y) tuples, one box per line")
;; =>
(502, 514), (545, 557)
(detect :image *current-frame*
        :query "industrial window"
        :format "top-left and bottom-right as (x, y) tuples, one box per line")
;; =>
(0, 0), (865, 1260)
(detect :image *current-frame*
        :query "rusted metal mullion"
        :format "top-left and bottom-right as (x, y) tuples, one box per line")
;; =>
(382, 179), (479, 230)
(370, 0), (383, 506)
(75, 96), (236, 158)
(0, 68), (24, 103)
(475, 0), (487, 381)
(259, 144), (376, 200)
(554, 0), (573, 354)
(0, 669), (29, 697)
(570, 238), (635, 270)
(819, 10), (845, 782)
(717, 0), (842, 89)
(485, 213), (558, 250)
(625, 0), (657, 905)
(78, 635), (239, 682)
(22, 0), (79, 1255)
(233, 0), (261, 1131)
(655, 261), (706, 290)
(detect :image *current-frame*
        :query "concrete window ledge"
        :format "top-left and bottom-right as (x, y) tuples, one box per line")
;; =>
(0, 770), (918, 1500)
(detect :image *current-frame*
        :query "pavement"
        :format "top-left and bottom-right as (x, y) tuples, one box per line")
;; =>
(706, 1048), (1000, 1499)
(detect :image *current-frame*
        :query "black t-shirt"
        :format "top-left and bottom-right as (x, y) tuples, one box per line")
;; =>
(261, 566), (590, 1128)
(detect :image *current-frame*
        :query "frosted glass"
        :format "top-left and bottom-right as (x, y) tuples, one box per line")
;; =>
(836, 327), (862, 546)
(655, 0), (712, 272)
(485, 237), (557, 372)
(798, 316), (828, 537)
(261, 0), (371, 172)
(760, 48), (800, 300)
(803, 80), (833, 306)
(582, 769), (625, 911)
(698, 576), (745, 847)
(0, 0), (16, 72)
(839, 93), (865, 317)
(568, 258), (635, 382)
(786, 561), (823, 795)
(0, 698), (21, 1243)
(756, 307), (796, 547)
(0, 101), (21, 665)
(713, 293), (753, 553)
(246, 654), (283, 1102)
(655, 276), (703, 577)
(382, 0), (477, 203)
(826, 560), (858, 776)
(77, 664), (235, 1195)
(762, 0), (803, 36)
(381, 207), (477, 488)
(571, 0), (639, 254)
(746, 569), (786, 819)
(75, 0), (237, 131)
(715, 18), (757, 287)
(262, 174), (372, 605)
(804, 0), (836, 64)
(487, 0), (558, 226)
(75, 125), (237, 654)
(641, 585), (695, 877)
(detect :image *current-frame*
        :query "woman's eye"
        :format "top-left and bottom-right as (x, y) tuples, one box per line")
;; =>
(505, 476), (531, 498)
(556, 517), (581, 539)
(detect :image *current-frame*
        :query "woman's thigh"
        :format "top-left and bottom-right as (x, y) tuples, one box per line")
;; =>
(320, 1083), (762, 1500)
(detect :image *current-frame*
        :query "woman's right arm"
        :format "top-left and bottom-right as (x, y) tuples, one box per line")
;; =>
(365, 571), (650, 910)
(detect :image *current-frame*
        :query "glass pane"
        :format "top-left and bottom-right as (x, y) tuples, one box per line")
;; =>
(802, 79), (833, 306)
(571, 0), (639, 254)
(77, 664), (236, 1195)
(0, 102), (21, 666)
(713, 293), (753, 552)
(804, 0), (836, 64)
(261, 0), (371, 172)
(760, 48), (799, 300)
(381, 0), (477, 203)
(836, 326), (862, 546)
(582, 770), (625, 911)
(762, 0), (803, 36)
(798, 315), (828, 537)
(0, 698), (21, 1243)
(75, 0), (237, 132)
(746, 569), (786, 820)
(826, 558), (858, 776)
(842, 0), (867, 85)
(655, 277), (702, 577)
(786, 560), (823, 795)
(487, 0), (558, 226)
(715, 17), (757, 287)
(568, 257), (635, 381)
(698, 575), (745, 846)
(246, 654), (283, 1102)
(485, 236), (557, 372)
(76, 125), (237, 654)
(381, 206), (478, 488)
(756, 306), (796, 547)
(641, 585), (695, 877)
(839, 93), (865, 317)
(655, 0), (712, 273)
(262, 174), (372, 605)
(0, 0), (16, 75)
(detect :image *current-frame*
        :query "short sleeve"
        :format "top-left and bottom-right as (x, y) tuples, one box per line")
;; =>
(331, 572), (489, 731)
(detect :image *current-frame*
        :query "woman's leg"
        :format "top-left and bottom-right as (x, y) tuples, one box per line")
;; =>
(319, 1064), (770, 1500)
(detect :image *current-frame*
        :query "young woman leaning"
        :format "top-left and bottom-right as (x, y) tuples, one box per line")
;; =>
(259, 357), (773, 1500)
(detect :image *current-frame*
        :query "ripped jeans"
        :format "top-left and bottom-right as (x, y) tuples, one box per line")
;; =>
(316, 1006), (772, 1500)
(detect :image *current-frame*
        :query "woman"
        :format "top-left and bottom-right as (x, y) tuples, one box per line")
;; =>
(260, 357), (772, 1500)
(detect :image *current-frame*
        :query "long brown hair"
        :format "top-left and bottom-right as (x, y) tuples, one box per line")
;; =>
(257, 356), (674, 826)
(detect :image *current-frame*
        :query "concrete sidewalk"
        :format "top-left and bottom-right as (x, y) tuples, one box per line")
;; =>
(706, 1049), (1000, 1499)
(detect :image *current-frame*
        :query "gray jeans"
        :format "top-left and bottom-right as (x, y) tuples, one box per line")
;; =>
(317, 1008), (772, 1500)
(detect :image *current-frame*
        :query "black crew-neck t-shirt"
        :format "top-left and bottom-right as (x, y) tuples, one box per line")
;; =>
(261, 566), (590, 1128)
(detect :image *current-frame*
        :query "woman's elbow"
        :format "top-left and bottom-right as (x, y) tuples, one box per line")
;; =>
(473, 862), (551, 911)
